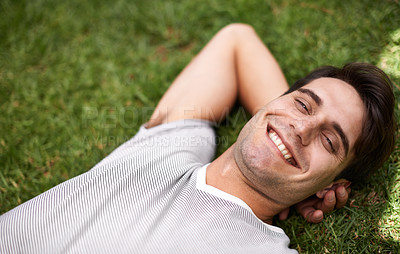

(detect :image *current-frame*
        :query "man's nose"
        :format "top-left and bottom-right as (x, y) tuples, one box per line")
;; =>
(290, 117), (318, 145)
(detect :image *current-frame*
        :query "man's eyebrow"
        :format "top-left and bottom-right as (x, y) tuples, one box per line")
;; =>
(298, 88), (322, 106)
(333, 122), (349, 156)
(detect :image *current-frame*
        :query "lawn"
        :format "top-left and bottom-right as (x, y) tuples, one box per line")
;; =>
(1, 0), (399, 252)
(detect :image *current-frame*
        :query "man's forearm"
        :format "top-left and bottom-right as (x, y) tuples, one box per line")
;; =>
(231, 24), (288, 114)
(147, 23), (288, 128)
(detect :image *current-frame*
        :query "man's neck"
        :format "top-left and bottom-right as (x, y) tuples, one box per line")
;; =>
(206, 145), (286, 225)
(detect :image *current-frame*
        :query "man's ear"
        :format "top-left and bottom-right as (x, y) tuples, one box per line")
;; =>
(316, 179), (351, 199)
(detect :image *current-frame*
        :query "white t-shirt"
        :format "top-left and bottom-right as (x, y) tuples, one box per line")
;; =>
(0, 119), (297, 253)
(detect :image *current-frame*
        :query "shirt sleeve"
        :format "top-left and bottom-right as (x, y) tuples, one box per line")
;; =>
(92, 119), (217, 171)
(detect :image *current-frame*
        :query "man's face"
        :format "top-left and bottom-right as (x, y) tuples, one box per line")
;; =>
(234, 77), (365, 206)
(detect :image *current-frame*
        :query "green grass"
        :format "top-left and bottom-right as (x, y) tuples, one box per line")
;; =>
(1, 0), (399, 252)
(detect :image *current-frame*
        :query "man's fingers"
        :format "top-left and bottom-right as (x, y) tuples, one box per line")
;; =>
(319, 190), (336, 213)
(278, 207), (290, 220)
(335, 185), (349, 209)
(308, 210), (324, 223)
(298, 206), (323, 223)
(294, 186), (351, 223)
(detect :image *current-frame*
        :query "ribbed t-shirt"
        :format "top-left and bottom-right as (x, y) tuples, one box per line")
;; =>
(0, 119), (297, 253)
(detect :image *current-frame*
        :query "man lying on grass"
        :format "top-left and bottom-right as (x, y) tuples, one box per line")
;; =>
(0, 24), (396, 253)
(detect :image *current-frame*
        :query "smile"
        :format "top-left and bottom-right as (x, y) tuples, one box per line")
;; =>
(268, 129), (297, 167)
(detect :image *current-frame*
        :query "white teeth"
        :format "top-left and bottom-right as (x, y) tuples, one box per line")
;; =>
(268, 130), (293, 162)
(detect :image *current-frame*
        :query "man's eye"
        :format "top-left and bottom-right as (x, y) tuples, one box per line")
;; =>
(296, 99), (309, 114)
(324, 135), (335, 153)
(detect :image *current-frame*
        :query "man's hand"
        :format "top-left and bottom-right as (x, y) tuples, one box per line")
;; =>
(278, 185), (351, 223)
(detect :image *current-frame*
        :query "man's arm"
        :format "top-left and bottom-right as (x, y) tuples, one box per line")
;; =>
(147, 23), (349, 222)
(147, 23), (287, 128)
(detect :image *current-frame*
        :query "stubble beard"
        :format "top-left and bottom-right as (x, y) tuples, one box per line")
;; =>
(234, 133), (293, 206)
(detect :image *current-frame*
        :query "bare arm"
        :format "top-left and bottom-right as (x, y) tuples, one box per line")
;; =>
(147, 23), (288, 128)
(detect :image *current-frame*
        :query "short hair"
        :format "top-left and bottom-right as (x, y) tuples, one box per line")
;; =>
(284, 63), (396, 184)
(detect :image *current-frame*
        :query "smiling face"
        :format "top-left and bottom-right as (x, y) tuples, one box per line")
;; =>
(234, 77), (365, 206)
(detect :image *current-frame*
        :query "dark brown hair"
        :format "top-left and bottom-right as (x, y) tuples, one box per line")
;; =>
(284, 63), (396, 184)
